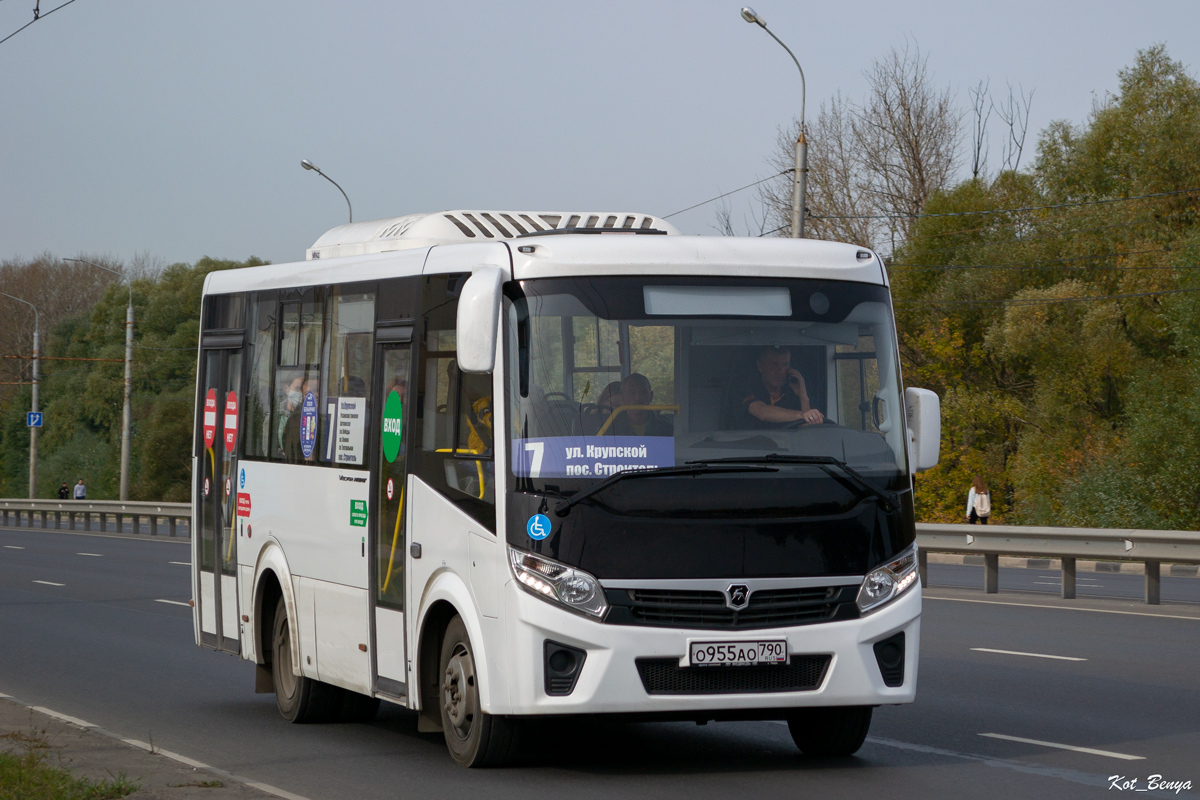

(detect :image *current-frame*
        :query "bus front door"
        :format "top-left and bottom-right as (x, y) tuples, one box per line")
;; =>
(371, 338), (412, 698)
(196, 346), (242, 655)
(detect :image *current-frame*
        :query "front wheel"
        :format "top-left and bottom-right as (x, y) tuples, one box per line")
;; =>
(786, 706), (872, 756)
(438, 617), (518, 767)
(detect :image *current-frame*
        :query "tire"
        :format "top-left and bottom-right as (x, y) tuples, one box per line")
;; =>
(438, 616), (518, 767)
(270, 596), (340, 723)
(786, 706), (873, 756)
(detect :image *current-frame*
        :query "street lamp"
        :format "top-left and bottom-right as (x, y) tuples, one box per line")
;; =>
(0, 291), (39, 499)
(740, 6), (808, 238)
(301, 159), (353, 223)
(66, 258), (134, 501)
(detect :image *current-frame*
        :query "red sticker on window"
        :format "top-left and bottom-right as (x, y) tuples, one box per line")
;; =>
(202, 389), (217, 448)
(224, 391), (239, 453)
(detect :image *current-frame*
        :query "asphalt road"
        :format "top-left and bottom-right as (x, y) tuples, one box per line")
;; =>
(2, 525), (1198, 799)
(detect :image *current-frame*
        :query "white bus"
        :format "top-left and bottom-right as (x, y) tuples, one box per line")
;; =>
(192, 210), (940, 767)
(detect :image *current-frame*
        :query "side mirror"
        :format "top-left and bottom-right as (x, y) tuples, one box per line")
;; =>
(905, 387), (940, 473)
(456, 268), (505, 373)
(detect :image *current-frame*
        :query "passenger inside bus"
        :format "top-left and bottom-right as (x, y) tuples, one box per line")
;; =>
(607, 373), (673, 437)
(733, 346), (824, 428)
(279, 376), (320, 462)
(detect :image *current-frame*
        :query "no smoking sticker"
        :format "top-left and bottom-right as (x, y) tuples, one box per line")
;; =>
(386, 478), (394, 500)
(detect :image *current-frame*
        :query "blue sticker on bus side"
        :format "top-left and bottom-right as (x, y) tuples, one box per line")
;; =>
(527, 514), (552, 540)
(299, 392), (318, 459)
(239, 468), (245, 489)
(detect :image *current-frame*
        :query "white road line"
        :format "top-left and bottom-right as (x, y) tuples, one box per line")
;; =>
(20, 701), (312, 800)
(924, 594), (1200, 621)
(168, 561), (190, 566)
(77, 552), (102, 557)
(3, 545), (24, 549)
(33, 580), (65, 587)
(971, 647), (1087, 661)
(979, 733), (1144, 760)
(155, 599), (190, 607)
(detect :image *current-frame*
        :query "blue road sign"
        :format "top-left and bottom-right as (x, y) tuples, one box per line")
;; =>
(27, 412), (43, 427)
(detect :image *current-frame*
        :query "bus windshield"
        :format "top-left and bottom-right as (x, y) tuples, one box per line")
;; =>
(503, 276), (909, 506)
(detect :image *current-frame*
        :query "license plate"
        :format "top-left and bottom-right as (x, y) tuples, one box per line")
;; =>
(688, 640), (787, 667)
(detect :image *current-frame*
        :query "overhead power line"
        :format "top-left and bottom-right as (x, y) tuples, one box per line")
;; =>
(889, 244), (1200, 271)
(896, 285), (1200, 308)
(664, 170), (791, 219)
(812, 187), (1200, 222)
(0, 0), (78, 47)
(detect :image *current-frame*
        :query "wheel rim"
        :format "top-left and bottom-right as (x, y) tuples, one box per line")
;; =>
(274, 617), (297, 700)
(442, 643), (476, 742)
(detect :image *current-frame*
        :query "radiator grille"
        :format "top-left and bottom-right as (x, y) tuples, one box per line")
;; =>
(636, 655), (831, 695)
(610, 586), (857, 630)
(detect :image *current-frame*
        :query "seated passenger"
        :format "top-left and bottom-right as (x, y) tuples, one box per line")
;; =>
(581, 380), (623, 435)
(609, 373), (673, 437)
(737, 346), (824, 427)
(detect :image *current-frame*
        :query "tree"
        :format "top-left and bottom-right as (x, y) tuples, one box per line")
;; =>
(762, 42), (961, 253)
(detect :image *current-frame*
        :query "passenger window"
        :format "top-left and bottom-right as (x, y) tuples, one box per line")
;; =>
(319, 290), (375, 466)
(243, 294), (276, 459)
(835, 335), (881, 432)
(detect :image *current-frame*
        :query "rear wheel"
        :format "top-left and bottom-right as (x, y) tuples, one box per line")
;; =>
(786, 706), (872, 756)
(438, 616), (518, 767)
(270, 596), (340, 723)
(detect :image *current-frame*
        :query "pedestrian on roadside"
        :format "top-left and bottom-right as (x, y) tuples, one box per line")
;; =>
(966, 476), (991, 524)
(73, 479), (86, 500)
(58, 481), (70, 500)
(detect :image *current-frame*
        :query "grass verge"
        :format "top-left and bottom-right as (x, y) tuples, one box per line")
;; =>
(0, 728), (139, 800)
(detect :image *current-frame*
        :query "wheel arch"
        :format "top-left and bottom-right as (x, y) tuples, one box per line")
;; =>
(252, 540), (300, 690)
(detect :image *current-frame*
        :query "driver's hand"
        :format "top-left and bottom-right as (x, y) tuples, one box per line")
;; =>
(797, 408), (824, 424)
(788, 368), (803, 386)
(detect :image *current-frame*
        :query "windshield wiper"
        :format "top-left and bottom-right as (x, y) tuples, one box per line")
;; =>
(553, 463), (775, 517)
(686, 454), (899, 513)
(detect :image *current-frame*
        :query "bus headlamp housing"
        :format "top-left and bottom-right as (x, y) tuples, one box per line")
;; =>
(856, 545), (918, 614)
(509, 547), (608, 619)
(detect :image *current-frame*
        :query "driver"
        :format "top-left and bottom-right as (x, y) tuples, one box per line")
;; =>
(738, 346), (824, 427)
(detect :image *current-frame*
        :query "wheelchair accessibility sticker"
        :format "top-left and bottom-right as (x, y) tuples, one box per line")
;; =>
(526, 514), (552, 540)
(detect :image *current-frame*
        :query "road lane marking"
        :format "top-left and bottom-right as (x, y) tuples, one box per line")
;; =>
(155, 599), (190, 607)
(168, 561), (190, 566)
(923, 594), (1200, 621)
(9, 698), (313, 800)
(3, 545), (24, 549)
(979, 733), (1144, 760)
(972, 648), (1087, 661)
(33, 580), (65, 586)
(77, 553), (102, 557)
(867, 736), (1133, 791)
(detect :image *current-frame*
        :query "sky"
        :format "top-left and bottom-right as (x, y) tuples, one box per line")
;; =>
(3, 0), (1199, 269)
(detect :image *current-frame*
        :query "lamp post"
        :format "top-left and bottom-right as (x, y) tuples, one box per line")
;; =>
(66, 258), (133, 501)
(0, 291), (39, 498)
(740, 6), (807, 238)
(300, 159), (353, 223)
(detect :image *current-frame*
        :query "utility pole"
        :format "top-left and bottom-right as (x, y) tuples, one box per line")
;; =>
(741, 7), (808, 238)
(66, 259), (133, 501)
(1, 292), (39, 498)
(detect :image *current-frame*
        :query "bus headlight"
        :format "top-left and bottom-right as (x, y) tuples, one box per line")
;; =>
(509, 547), (608, 619)
(856, 545), (918, 614)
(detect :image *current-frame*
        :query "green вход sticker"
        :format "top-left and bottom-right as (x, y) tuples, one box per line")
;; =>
(382, 389), (403, 463)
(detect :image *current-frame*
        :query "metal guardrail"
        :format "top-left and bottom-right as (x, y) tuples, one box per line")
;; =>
(0, 498), (190, 538)
(917, 523), (1200, 605)
(2, 500), (1196, 604)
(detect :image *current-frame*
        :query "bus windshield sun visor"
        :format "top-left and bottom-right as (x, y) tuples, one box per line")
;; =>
(552, 463), (776, 518)
(686, 454), (899, 513)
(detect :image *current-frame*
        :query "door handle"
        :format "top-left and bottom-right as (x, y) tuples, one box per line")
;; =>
(410, 542), (422, 559)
